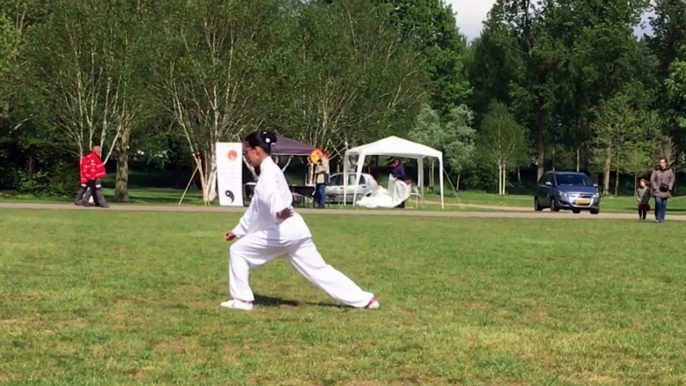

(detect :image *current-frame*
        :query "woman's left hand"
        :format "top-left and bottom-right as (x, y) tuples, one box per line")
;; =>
(277, 207), (293, 220)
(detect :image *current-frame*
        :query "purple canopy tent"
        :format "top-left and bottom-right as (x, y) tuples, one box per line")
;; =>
(271, 135), (316, 156)
(243, 135), (317, 205)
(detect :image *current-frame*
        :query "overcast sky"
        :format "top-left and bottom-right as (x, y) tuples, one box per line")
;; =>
(448, 0), (494, 41)
(448, 0), (653, 42)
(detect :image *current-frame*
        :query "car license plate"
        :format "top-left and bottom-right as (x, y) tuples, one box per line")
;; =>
(576, 199), (590, 205)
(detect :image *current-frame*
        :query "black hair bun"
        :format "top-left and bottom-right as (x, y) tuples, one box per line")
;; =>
(261, 132), (277, 145)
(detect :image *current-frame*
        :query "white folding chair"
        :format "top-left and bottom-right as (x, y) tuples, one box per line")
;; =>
(407, 185), (426, 209)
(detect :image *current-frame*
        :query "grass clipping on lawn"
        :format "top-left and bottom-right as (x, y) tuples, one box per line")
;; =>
(1, 210), (685, 385)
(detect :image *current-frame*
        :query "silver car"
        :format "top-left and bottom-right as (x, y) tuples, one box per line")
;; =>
(534, 171), (601, 214)
(325, 173), (379, 204)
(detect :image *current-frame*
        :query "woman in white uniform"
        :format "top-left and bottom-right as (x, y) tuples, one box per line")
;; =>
(221, 132), (379, 311)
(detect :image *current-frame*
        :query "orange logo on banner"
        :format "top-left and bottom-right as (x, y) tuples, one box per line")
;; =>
(228, 150), (238, 161)
(309, 149), (323, 164)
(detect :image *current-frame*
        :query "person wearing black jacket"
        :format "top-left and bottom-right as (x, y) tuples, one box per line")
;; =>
(391, 159), (406, 208)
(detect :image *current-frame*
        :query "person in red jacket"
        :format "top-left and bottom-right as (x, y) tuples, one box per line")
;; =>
(80, 146), (108, 208)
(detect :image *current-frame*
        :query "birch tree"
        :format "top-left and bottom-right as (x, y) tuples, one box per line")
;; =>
(443, 105), (476, 192)
(478, 101), (527, 195)
(408, 104), (476, 191)
(155, 0), (284, 203)
(408, 105), (443, 189)
(278, 0), (426, 155)
(24, 0), (134, 162)
(0, 0), (50, 130)
(592, 92), (659, 195)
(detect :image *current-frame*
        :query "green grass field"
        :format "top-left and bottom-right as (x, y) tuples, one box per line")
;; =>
(2, 210), (686, 385)
(0, 187), (493, 212)
(441, 190), (686, 213)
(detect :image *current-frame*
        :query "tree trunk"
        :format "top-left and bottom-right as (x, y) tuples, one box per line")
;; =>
(576, 148), (580, 172)
(633, 173), (637, 193)
(456, 172), (461, 193)
(517, 167), (522, 187)
(503, 163), (507, 195)
(114, 126), (131, 202)
(498, 163), (503, 195)
(662, 136), (673, 164)
(614, 168), (619, 196)
(199, 152), (217, 204)
(603, 145), (612, 196)
(536, 110), (546, 181)
(590, 172), (599, 185)
(2, 100), (9, 121)
(28, 150), (34, 177)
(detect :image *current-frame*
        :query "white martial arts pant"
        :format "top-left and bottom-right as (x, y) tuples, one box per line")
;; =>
(229, 230), (375, 308)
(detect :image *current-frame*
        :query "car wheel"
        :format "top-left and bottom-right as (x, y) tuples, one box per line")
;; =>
(534, 197), (543, 211)
(590, 208), (600, 215)
(550, 198), (560, 212)
(572, 209), (581, 214)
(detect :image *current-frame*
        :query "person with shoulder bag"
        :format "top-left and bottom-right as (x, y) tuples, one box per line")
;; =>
(650, 157), (675, 223)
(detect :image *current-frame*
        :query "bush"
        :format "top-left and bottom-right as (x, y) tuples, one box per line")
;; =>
(6, 161), (78, 196)
(48, 161), (80, 196)
(12, 169), (50, 194)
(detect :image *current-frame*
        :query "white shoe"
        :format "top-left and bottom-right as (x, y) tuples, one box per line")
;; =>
(220, 299), (254, 311)
(364, 298), (380, 310)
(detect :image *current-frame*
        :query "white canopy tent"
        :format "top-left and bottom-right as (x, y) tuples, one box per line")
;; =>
(343, 136), (444, 209)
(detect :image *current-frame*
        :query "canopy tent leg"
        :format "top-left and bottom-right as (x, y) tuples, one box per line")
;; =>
(439, 156), (445, 209)
(418, 157), (424, 198)
(352, 152), (366, 206)
(343, 155), (350, 204)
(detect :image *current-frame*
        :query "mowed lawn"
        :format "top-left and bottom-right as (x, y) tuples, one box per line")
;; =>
(1, 211), (686, 385)
(445, 191), (686, 213)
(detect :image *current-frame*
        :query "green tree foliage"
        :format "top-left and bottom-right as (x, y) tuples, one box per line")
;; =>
(24, 0), (140, 159)
(381, 0), (470, 114)
(478, 101), (528, 195)
(408, 104), (476, 191)
(443, 105), (476, 191)
(591, 91), (660, 195)
(152, 0), (289, 202)
(0, 0), (50, 129)
(666, 48), (686, 131)
(2, 0), (685, 198)
(276, 0), (427, 154)
(649, 0), (686, 156)
(0, 13), (16, 118)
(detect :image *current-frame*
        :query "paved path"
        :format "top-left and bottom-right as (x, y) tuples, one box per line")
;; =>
(424, 200), (530, 212)
(2, 202), (685, 221)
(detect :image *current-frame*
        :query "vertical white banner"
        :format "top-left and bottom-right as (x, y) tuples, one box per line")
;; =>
(215, 142), (244, 207)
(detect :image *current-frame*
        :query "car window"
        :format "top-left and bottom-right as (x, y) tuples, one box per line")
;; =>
(330, 174), (342, 186)
(556, 174), (592, 186)
(349, 175), (359, 186)
(539, 174), (550, 185)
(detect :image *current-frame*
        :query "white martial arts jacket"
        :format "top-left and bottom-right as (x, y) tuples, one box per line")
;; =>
(232, 157), (311, 240)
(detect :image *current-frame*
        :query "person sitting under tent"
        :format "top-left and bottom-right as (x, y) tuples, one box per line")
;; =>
(391, 158), (406, 208)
